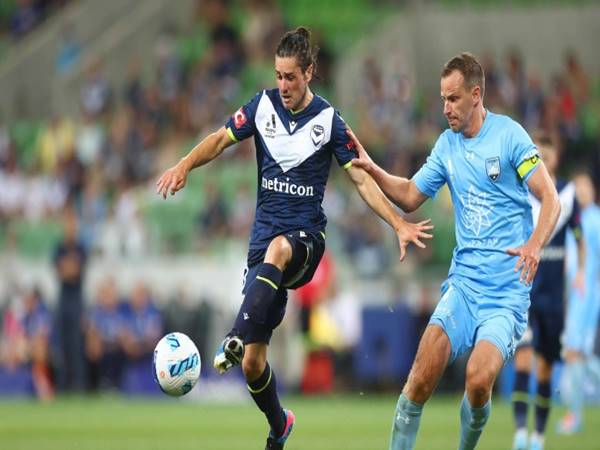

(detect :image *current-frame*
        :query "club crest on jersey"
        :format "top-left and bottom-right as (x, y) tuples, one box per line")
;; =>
(311, 124), (325, 147)
(485, 157), (501, 182)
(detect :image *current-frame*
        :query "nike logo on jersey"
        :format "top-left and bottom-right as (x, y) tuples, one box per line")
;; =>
(243, 313), (250, 321)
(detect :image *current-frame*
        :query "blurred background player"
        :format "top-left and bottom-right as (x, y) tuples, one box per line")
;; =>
(510, 135), (585, 450)
(349, 52), (560, 450)
(53, 207), (87, 392)
(557, 170), (600, 434)
(155, 27), (432, 450)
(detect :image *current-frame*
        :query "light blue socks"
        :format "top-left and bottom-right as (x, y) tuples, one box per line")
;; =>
(389, 393), (424, 450)
(459, 394), (491, 450)
(563, 361), (585, 418)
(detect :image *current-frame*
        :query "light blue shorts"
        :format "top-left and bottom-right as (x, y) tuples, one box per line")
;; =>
(563, 287), (600, 355)
(429, 278), (528, 363)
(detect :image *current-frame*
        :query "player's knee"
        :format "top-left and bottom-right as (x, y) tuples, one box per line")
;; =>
(405, 374), (436, 403)
(465, 365), (494, 400)
(265, 236), (292, 268)
(242, 354), (266, 381)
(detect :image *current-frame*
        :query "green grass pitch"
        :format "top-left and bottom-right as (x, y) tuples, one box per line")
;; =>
(0, 394), (598, 449)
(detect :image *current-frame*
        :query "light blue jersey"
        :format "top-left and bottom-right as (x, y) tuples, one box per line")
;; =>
(413, 111), (539, 303)
(413, 111), (540, 361)
(565, 204), (600, 354)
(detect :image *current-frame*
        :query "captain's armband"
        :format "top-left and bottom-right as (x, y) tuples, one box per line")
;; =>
(517, 154), (540, 179)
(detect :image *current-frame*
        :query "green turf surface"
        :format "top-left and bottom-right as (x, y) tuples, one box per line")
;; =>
(0, 394), (598, 449)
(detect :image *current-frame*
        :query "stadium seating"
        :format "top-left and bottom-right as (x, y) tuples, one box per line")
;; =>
(354, 303), (418, 385)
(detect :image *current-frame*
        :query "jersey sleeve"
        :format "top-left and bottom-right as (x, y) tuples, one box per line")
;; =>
(329, 111), (357, 169)
(411, 135), (447, 198)
(224, 91), (262, 142)
(508, 122), (540, 182)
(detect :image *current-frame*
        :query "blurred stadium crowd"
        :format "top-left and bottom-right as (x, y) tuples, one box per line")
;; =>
(0, 0), (599, 398)
(0, 1), (71, 41)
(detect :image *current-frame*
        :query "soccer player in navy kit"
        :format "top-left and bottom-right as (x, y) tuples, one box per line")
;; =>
(156, 27), (432, 450)
(510, 136), (585, 450)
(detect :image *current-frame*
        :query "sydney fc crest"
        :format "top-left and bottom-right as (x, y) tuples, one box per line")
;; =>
(311, 124), (324, 147)
(485, 157), (501, 182)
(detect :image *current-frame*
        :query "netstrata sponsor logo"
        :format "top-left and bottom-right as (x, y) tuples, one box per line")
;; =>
(261, 177), (314, 196)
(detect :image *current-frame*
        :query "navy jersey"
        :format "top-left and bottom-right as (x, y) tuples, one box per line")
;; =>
(529, 179), (582, 311)
(225, 89), (355, 252)
(88, 302), (126, 345)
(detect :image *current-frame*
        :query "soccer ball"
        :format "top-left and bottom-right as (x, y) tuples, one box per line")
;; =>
(153, 332), (201, 396)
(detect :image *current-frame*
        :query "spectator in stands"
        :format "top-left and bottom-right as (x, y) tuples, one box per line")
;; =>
(0, 294), (27, 371)
(499, 49), (526, 117)
(9, 0), (42, 40)
(563, 50), (589, 108)
(0, 151), (26, 220)
(0, 286), (53, 400)
(85, 277), (125, 391)
(163, 288), (214, 367)
(53, 207), (87, 392)
(522, 69), (545, 131)
(241, 0), (285, 63)
(35, 114), (75, 175)
(120, 281), (162, 364)
(21, 287), (53, 400)
(197, 181), (228, 246)
(80, 58), (112, 118)
(56, 23), (81, 76)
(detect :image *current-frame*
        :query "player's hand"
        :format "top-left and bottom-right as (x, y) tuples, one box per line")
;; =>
(346, 128), (375, 174)
(395, 219), (434, 261)
(156, 160), (190, 199)
(506, 241), (542, 285)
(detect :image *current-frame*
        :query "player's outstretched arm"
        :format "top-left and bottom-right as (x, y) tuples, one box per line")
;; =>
(156, 127), (235, 199)
(346, 164), (433, 261)
(346, 129), (427, 213)
(507, 161), (561, 284)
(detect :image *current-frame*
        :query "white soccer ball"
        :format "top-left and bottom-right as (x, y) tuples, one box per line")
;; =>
(153, 332), (201, 397)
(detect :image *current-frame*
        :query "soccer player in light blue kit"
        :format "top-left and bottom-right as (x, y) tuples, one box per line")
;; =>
(557, 170), (600, 434)
(348, 53), (561, 450)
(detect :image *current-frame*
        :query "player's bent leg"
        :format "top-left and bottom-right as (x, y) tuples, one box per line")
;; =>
(264, 235), (294, 269)
(389, 324), (451, 450)
(243, 343), (288, 445)
(404, 325), (452, 403)
(530, 354), (552, 448)
(460, 340), (503, 450)
(557, 349), (584, 434)
(242, 236), (293, 326)
(512, 346), (532, 450)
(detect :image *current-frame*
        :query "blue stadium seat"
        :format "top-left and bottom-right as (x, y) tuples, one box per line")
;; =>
(120, 358), (163, 396)
(0, 366), (34, 397)
(354, 303), (419, 384)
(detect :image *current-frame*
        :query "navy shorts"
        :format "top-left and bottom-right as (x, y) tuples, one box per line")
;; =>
(528, 301), (564, 363)
(233, 230), (326, 344)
